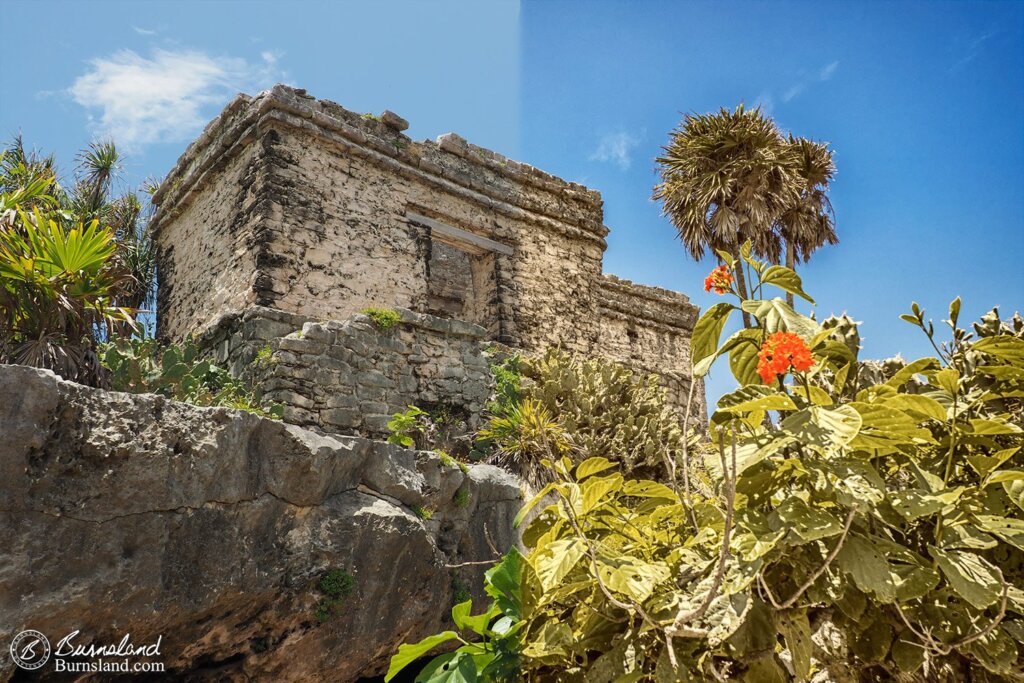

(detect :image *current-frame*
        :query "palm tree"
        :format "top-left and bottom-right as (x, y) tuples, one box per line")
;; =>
(775, 136), (837, 306)
(654, 105), (802, 326)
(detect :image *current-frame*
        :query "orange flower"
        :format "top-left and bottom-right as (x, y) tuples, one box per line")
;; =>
(704, 265), (734, 295)
(757, 332), (815, 384)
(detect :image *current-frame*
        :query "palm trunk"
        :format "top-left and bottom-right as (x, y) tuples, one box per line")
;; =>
(785, 239), (796, 308)
(733, 250), (753, 328)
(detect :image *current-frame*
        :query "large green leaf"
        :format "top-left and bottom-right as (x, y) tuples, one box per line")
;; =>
(930, 546), (1002, 609)
(741, 298), (821, 339)
(531, 538), (586, 591)
(778, 610), (813, 681)
(975, 515), (1024, 551)
(760, 265), (815, 304)
(718, 385), (797, 413)
(416, 651), (479, 683)
(728, 329), (763, 385)
(781, 405), (862, 452)
(884, 358), (941, 388)
(973, 335), (1024, 367)
(890, 487), (965, 521)
(772, 498), (845, 543)
(691, 303), (736, 374)
(386, 631), (460, 681)
(836, 534), (897, 602)
(596, 554), (671, 603)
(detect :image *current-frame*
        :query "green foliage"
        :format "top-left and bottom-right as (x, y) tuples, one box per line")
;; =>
(101, 337), (283, 418)
(454, 488), (471, 509)
(437, 449), (469, 473)
(0, 205), (136, 384)
(362, 306), (401, 331)
(386, 550), (522, 682)
(315, 568), (354, 623)
(451, 575), (472, 605)
(504, 247), (1024, 680)
(396, 244), (1024, 681)
(481, 349), (689, 484)
(487, 353), (522, 418)
(413, 505), (434, 521)
(0, 139), (158, 385)
(388, 405), (429, 447)
(252, 345), (276, 368)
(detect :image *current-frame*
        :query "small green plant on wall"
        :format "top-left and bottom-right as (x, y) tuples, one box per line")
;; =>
(362, 307), (401, 331)
(314, 568), (355, 623)
(387, 405), (429, 447)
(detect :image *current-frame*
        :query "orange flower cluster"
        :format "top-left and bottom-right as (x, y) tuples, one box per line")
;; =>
(757, 332), (814, 384)
(703, 265), (734, 294)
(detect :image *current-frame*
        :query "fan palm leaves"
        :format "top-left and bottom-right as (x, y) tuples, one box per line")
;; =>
(775, 136), (837, 305)
(654, 105), (838, 321)
(0, 206), (136, 384)
(0, 138), (155, 384)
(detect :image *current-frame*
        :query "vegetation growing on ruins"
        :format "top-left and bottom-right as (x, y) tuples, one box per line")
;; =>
(363, 306), (402, 330)
(391, 246), (1024, 681)
(101, 337), (283, 418)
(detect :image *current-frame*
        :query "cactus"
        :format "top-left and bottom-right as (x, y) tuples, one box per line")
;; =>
(483, 349), (687, 482)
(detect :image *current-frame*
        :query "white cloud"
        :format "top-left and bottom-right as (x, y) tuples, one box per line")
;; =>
(589, 131), (641, 170)
(69, 48), (285, 150)
(782, 84), (804, 103)
(133, 26), (157, 36)
(767, 60), (840, 108)
(819, 60), (839, 81)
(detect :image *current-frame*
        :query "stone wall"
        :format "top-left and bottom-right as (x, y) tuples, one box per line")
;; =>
(597, 275), (706, 413)
(199, 306), (494, 444)
(0, 364), (520, 682)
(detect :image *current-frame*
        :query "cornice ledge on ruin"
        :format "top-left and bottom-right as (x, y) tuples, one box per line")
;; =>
(152, 84), (609, 244)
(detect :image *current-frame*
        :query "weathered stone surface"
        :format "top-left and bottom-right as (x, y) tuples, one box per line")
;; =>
(151, 84), (704, 420)
(200, 306), (495, 443)
(0, 365), (521, 682)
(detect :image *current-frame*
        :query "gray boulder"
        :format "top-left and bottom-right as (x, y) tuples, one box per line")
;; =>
(0, 365), (521, 681)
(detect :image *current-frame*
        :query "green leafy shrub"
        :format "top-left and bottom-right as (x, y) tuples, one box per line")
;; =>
(387, 405), (429, 447)
(393, 242), (1024, 681)
(481, 349), (690, 484)
(454, 488), (471, 508)
(101, 337), (282, 418)
(362, 306), (401, 331)
(387, 550), (522, 682)
(314, 568), (354, 623)
(1, 205), (137, 385)
(487, 353), (521, 417)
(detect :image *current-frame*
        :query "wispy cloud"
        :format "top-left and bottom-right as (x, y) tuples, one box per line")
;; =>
(589, 131), (641, 170)
(68, 48), (285, 150)
(950, 30), (997, 73)
(768, 60), (840, 105)
(132, 26), (157, 36)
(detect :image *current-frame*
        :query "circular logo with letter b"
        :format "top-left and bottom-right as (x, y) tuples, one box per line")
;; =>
(10, 630), (50, 670)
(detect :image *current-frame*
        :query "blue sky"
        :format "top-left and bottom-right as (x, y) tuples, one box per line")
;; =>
(2, 0), (1021, 406)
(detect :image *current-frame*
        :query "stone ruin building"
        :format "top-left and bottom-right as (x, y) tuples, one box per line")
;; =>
(152, 84), (705, 437)
(1, 84), (706, 682)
